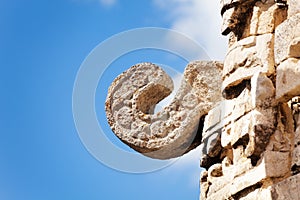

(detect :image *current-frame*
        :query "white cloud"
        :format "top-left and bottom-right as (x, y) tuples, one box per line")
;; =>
(169, 146), (203, 188)
(99, 0), (117, 7)
(153, 0), (228, 61)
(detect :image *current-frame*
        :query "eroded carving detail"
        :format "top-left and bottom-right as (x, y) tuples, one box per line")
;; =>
(105, 61), (223, 159)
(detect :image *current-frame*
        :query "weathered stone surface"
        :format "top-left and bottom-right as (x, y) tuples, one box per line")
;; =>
(221, 7), (237, 35)
(275, 13), (300, 64)
(287, 0), (300, 18)
(223, 34), (275, 95)
(276, 58), (300, 101)
(243, 0), (287, 36)
(239, 176), (300, 200)
(200, 171), (209, 200)
(200, 104), (223, 163)
(221, 73), (275, 156)
(105, 62), (222, 159)
(220, 0), (257, 37)
(266, 130), (291, 152)
(201, 131), (222, 158)
(239, 188), (272, 200)
(222, 109), (275, 157)
(199, 1), (300, 200)
(220, 0), (257, 17)
(288, 36), (300, 58)
(251, 71), (275, 108)
(203, 151), (290, 200)
(271, 174), (300, 199)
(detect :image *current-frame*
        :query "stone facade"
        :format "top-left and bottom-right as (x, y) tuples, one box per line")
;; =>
(106, 0), (300, 199)
(200, 0), (300, 199)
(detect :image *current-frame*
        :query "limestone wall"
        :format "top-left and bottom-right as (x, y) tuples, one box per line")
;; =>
(200, 0), (300, 199)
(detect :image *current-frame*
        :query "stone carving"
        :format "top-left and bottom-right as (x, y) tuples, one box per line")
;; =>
(105, 0), (300, 199)
(105, 61), (222, 159)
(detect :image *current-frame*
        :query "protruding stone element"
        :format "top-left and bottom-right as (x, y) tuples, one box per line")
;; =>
(200, 105), (223, 169)
(276, 58), (300, 101)
(221, 7), (237, 36)
(105, 62), (222, 159)
(222, 34), (275, 97)
(220, 0), (257, 37)
(222, 73), (276, 156)
(220, 0), (287, 39)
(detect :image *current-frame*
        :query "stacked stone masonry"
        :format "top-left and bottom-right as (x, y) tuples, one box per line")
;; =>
(105, 0), (300, 199)
(200, 0), (300, 199)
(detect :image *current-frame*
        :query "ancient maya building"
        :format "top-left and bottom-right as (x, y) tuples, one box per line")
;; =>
(105, 0), (300, 199)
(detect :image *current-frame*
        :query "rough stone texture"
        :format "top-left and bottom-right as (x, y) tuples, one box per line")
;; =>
(271, 173), (300, 199)
(200, 0), (300, 199)
(243, 0), (287, 37)
(276, 58), (300, 101)
(105, 61), (222, 159)
(221, 73), (276, 155)
(201, 150), (290, 200)
(287, 0), (300, 18)
(220, 0), (257, 37)
(275, 13), (300, 65)
(222, 34), (275, 95)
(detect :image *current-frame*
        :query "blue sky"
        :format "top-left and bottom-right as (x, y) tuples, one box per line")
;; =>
(0, 0), (227, 199)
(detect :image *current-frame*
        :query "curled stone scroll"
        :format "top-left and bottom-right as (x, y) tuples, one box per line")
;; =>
(105, 61), (223, 159)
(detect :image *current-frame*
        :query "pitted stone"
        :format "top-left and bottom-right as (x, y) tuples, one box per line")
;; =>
(106, 62), (222, 159)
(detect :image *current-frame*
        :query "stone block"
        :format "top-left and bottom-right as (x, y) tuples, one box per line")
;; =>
(221, 73), (275, 150)
(239, 188), (272, 200)
(205, 151), (289, 200)
(263, 151), (290, 177)
(276, 58), (300, 101)
(222, 107), (275, 149)
(223, 34), (275, 93)
(271, 174), (300, 200)
(251, 71), (275, 108)
(201, 130), (222, 158)
(203, 104), (222, 133)
(244, 0), (287, 36)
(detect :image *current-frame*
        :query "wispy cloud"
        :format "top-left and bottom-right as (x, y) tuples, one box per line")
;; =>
(153, 0), (227, 61)
(99, 0), (117, 7)
(169, 147), (203, 188)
